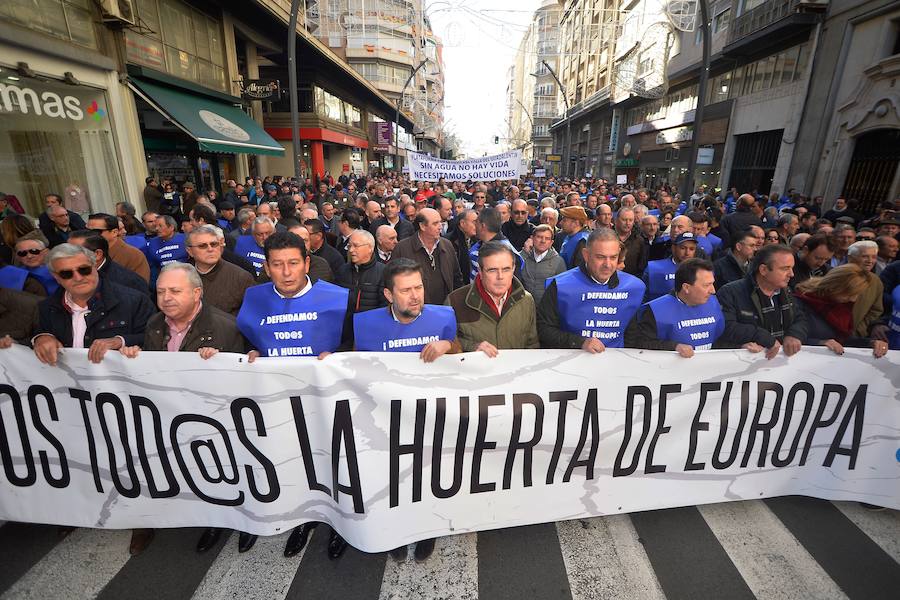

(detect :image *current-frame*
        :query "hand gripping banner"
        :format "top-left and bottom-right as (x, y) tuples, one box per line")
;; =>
(407, 150), (523, 182)
(0, 345), (898, 552)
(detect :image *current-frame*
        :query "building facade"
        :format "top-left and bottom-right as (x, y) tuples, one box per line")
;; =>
(548, 0), (900, 213)
(506, 0), (563, 174)
(305, 0), (446, 165)
(0, 0), (415, 217)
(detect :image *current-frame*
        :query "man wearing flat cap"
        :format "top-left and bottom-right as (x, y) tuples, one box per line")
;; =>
(558, 206), (591, 269)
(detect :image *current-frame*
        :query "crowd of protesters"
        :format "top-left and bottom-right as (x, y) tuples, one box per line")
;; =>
(0, 170), (897, 559)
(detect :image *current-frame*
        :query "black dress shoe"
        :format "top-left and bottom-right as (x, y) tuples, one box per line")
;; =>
(196, 528), (222, 553)
(238, 532), (258, 553)
(327, 530), (347, 560)
(389, 545), (407, 560)
(284, 523), (317, 558)
(129, 528), (155, 555)
(413, 538), (435, 562)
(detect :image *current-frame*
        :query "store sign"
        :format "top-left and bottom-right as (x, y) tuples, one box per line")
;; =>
(0, 77), (113, 134)
(198, 110), (250, 141)
(656, 126), (693, 145)
(0, 82), (86, 121)
(608, 110), (621, 153)
(546, 154), (562, 162)
(616, 158), (639, 167)
(697, 147), (715, 165)
(370, 122), (393, 153)
(242, 79), (280, 101)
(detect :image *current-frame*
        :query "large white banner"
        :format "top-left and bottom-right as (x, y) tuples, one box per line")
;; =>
(408, 150), (524, 181)
(0, 345), (897, 552)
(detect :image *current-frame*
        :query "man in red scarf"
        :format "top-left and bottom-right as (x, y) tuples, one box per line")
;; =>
(445, 241), (539, 355)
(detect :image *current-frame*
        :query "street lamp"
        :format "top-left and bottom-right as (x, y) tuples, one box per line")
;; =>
(395, 59), (429, 157)
(288, 0), (303, 183)
(683, 0), (710, 201)
(533, 59), (571, 179)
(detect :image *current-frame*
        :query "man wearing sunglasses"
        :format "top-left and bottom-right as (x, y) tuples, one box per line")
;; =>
(500, 199), (535, 251)
(186, 225), (255, 316)
(14, 232), (56, 295)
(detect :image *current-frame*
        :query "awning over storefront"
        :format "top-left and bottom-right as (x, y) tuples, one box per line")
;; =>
(128, 78), (284, 156)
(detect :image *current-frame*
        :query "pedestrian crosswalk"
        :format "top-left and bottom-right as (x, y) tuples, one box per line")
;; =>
(0, 498), (898, 600)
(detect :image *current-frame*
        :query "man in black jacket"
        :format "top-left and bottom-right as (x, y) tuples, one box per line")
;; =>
(39, 194), (86, 247)
(717, 244), (807, 359)
(369, 197), (414, 240)
(448, 209), (478, 284)
(305, 218), (346, 274)
(719, 193), (764, 249)
(790, 234), (834, 288)
(67, 231), (150, 297)
(336, 230), (387, 336)
(501, 199), (536, 250)
(713, 230), (757, 290)
(32, 244), (155, 364)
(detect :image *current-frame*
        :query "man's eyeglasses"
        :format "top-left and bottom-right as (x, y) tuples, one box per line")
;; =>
(16, 249), (43, 257)
(56, 265), (92, 279)
(90, 228), (112, 233)
(512, 210), (528, 215)
(190, 241), (222, 250)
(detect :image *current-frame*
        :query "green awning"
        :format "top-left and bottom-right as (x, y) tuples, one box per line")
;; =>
(129, 78), (284, 156)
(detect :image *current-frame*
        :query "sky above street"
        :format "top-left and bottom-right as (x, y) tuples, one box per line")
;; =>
(428, 0), (543, 157)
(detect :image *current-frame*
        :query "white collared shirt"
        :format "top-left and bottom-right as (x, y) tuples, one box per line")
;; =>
(419, 234), (439, 256)
(64, 292), (90, 349)
(533, 249), (549, 263)
(378, 249), (392, 262)
(274, 276), (313, 299)
(489, 291), (509, 315)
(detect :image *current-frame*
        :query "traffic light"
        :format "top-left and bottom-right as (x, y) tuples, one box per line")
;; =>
(494, 136), (499, 144)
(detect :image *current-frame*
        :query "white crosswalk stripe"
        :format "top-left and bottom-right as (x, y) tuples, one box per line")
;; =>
(0, 502), (898, 600)
(378, 533), (478, 600)
(0, 529), (131, 600)
(191, 531), (306, 600)
(698, 501), (848, 600)
(833, 501), (900, 565)
(556, 515), (665, 600)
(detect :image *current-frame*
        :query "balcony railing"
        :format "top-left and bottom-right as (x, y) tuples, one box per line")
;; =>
(729, 0), (811, 43)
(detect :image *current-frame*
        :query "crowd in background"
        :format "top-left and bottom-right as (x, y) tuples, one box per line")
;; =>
(0, 169), (898, 558)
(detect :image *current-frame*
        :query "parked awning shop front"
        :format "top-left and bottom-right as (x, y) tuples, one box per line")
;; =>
(128, 78), (285, 156)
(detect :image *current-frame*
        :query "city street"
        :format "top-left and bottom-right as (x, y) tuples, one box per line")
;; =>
(1, 497), (898, 599)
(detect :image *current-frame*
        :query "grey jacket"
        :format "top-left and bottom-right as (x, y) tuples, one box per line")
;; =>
(520, 247), (567, 305)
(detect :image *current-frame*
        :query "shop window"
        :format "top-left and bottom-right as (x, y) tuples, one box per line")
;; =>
(0, 0), (98, 49)
(0, 74), (123, 216)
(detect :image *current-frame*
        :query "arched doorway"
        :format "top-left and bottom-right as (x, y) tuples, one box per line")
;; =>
(842, 128), (900, 215)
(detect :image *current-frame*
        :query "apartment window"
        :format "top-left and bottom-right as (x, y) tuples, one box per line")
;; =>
(126, 0), (226, 92)
(0, 0), (98, 48)
(713, 8), (731, 34)
(739, 0), (767, 16)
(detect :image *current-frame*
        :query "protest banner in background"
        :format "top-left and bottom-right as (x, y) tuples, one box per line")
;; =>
(0, 345), (897, 552)
(408, 150), (524, 181)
